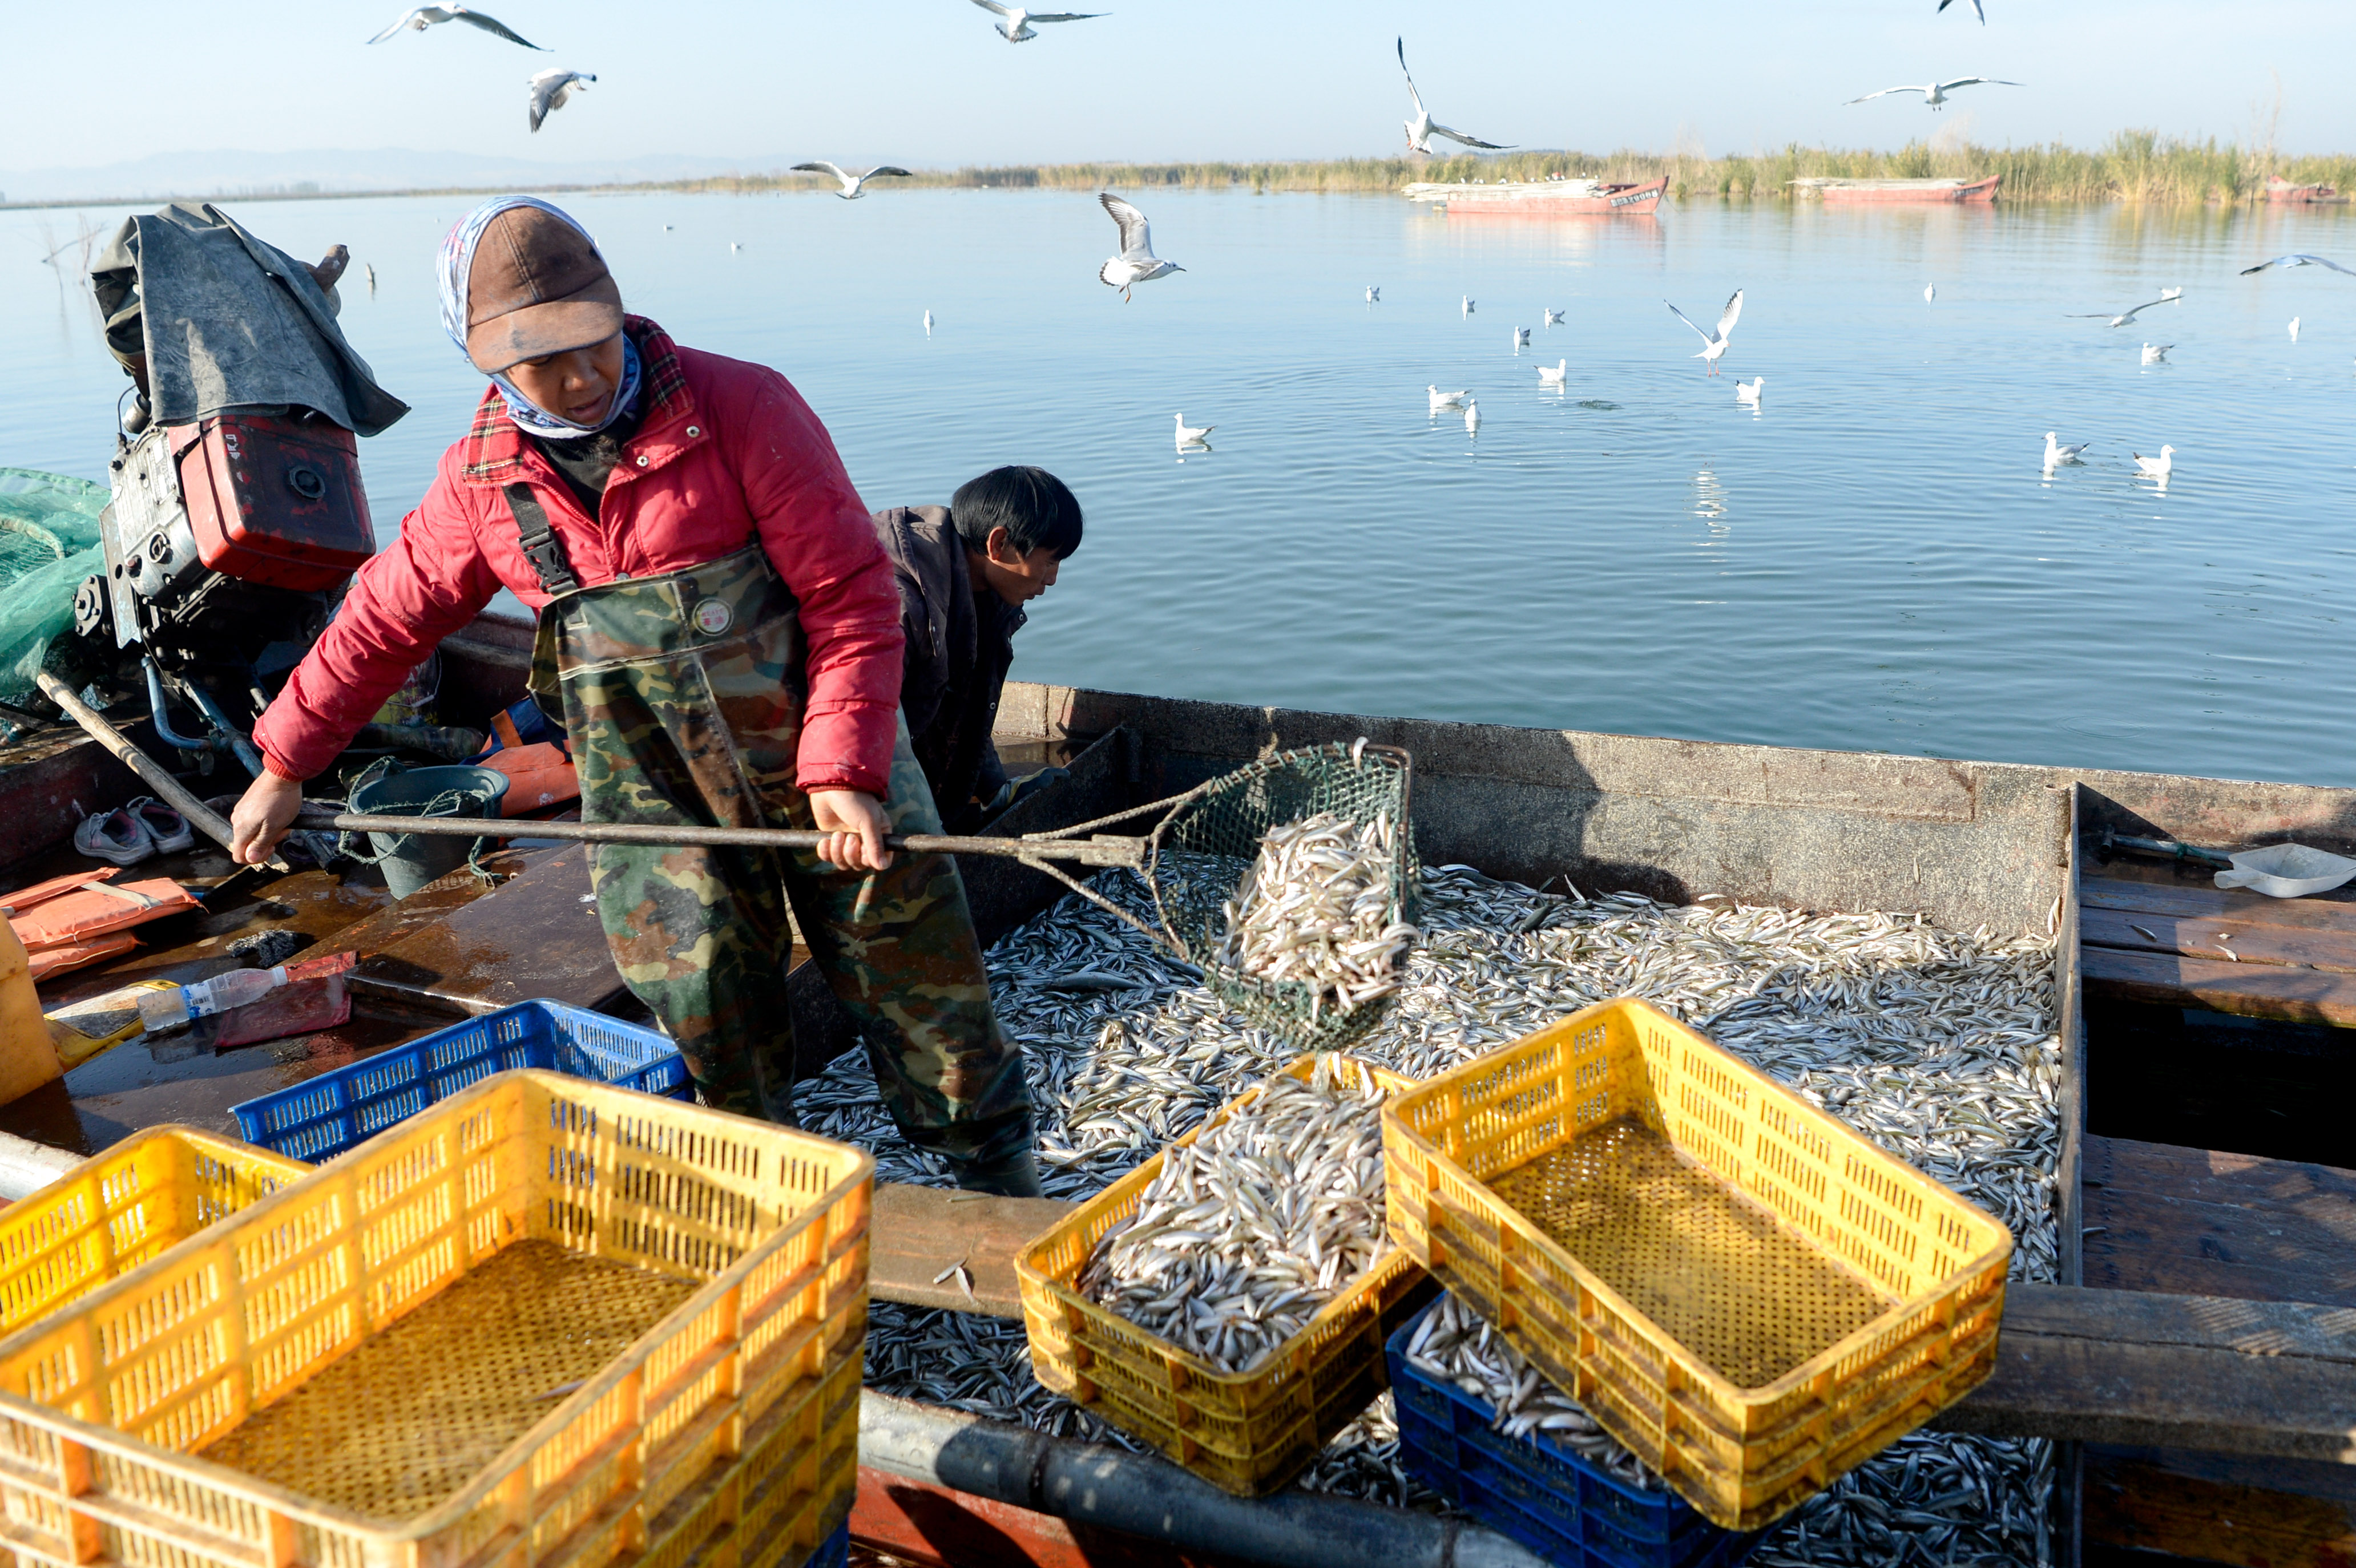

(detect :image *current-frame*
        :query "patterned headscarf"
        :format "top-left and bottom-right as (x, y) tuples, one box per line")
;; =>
(436, 195), (640, 438)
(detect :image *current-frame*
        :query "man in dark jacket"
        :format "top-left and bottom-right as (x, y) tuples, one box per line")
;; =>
(873, 467), (1082, 833)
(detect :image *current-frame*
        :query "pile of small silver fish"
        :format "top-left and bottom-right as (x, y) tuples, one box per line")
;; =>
(1402, 1292), (1659, 1492)
(804, 860), (2061, 1563)
(1215, 812), (1415, 1019)
(1076, 1062), (1389, 1373)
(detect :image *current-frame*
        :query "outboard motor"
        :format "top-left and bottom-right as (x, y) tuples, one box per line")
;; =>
(74, 204), (407, 729)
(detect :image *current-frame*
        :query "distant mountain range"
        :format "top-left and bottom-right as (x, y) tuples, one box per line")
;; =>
(0, 149), (800, 207)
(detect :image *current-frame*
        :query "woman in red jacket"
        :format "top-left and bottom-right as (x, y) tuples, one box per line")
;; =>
(229, 197), (1039, 1194)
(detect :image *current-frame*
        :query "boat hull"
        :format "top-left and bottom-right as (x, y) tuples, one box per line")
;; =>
(2266, 180), (2347, 204)
(1409, 175), (1667, 216)
(1796, 175), (2002, 204)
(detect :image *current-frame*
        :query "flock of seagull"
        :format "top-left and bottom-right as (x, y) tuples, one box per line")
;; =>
(365, 1), (2351, 471)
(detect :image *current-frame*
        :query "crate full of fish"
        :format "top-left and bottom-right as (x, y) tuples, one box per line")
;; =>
(231, 997), (691, 1162)
(1389, 1295), (1758, 1568)
(0, 1069), (870, 1568)
(1381, 996), (2013, 1533)
(1016, 1053), (1425, 1496)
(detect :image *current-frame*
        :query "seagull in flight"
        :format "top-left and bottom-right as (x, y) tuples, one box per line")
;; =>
(2043, 431), (2089, 468)
(792, 161), (914, 199)
(528, 70), (592, 132)
(2289, 317), (2301, 342)
(1666, 289), (1744, 375)
(2241, 253), (2354, 277)
(1511, 326), (1530, 351)
(2066, 293), (2180, 328)
(1098, 193), (1181, 300)
(1399, 39), (1512, 155)
(1544, 308), (1564, 326)
(1937, 0), (1986, 22)
(1366, 285), (1380, 303)
(369, 5), (543, 47)
(1462, 296), (1474, 316)
(970, 1), (1103, 43)
(1846, 76), (2022, 110)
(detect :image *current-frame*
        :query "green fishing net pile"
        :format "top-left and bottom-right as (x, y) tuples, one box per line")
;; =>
(0, 470), (106, 698)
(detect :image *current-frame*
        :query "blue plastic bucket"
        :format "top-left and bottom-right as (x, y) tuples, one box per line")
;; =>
(348, 763), (510, 899)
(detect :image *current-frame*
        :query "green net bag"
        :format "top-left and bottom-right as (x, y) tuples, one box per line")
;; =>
(0, 470), (107, 699)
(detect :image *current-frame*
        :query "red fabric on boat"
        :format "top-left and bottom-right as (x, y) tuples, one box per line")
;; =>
(254, 318), (903, 795)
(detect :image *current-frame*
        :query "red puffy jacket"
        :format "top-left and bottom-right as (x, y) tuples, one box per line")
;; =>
(254, 319), (902, 795)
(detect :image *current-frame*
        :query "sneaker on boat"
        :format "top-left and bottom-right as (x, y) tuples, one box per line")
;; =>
(126, 797), (195, 854)
(72, 808), (154, 867)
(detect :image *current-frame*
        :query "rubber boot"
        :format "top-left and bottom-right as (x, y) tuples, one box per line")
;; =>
(946, 1145), (1045, 1199)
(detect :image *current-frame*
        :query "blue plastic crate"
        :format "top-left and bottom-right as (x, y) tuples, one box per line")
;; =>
(799, 1523), (848, 1568)
(1386, 1300), (1760, 1568)
(231, 1000), (691, 1162)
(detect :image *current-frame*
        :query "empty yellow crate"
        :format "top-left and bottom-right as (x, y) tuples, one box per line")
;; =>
(1381, 998), (2012, 1533)
(0, 1125), (307, 1331)
(1016, 1054), (1425, 1497)
(0, 1068), (871, 1568)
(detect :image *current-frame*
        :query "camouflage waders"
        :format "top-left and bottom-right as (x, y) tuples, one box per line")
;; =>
(525, 532), (1034, 1164)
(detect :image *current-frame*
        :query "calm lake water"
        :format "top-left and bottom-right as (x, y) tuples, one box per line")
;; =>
(5, 189), (2351, 785)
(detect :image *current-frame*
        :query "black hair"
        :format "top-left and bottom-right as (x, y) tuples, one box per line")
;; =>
(950, 466), (1083, 560)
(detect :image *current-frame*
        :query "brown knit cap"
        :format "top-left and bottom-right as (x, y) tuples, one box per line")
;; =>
(463, 206), (624, 373)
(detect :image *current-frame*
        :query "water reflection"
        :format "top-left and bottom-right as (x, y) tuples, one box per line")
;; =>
(1693, 467), (1729, 523)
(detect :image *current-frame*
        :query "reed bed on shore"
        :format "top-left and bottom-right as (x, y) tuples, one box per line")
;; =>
(656, 131), (2353, 205)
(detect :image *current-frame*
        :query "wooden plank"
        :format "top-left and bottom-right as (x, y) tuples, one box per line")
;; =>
(353, 845), (632, 1016)
(2084, 1446), (2356, 1567)
(2080, 944), (2356, 1026)
(2083, 1134), (2356, 1306)
(1935, 1282), (2356, 1462)
(2083, 905), (2356, 973)
(870, 1184), (1077, 1318)
(2083, 874), (2356, 935)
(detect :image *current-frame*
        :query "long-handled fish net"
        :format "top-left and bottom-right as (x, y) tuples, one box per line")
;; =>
(1018, 740), (1419, 1049)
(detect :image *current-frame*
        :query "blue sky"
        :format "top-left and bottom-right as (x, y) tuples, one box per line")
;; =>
(3, 0), (2347, 175)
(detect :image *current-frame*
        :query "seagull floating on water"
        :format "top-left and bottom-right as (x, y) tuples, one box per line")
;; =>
(1736, 376), (1764, 406)
(1538, 360), (1567, 387)
(369, 5), (542, 47)
(1174, 413), (1214, 448)
(1666, 289), (1743, 375)
(2066, 293), (2180, 328)
(1462, 296), (1475, 317)
(1464, 399), (1480, 434)
(1544, 308), (1565, 326)
(1428, 385), (1467, 413)
(1097, 192), (1181, 301)
(1398, 38), (1512, 155)
(2241, 253), (2354, 277)
(1925, 283), (1937, 303)
(528, 70), (592, 132)
(970, 1), (1104, 43)
(1366, 285), (1379, 304)
(2043, 431), (2089, 468)
(1845, 76), (2022, 110)
(2289, 317), (2301, 342)
(790, 161), (914, 199)
(1937, 0), (1986, 22)
(2133, 446), (2174, 482)
(923, 310), (934, 336)
(1511, 326), (1530, 351)
(2141, 342), (2172, 364)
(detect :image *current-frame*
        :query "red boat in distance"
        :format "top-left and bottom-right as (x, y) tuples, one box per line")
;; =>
(1788, 175), (2001, 204)
(1403, 175), (1667, 216)
(2266, 177), (2347, 204)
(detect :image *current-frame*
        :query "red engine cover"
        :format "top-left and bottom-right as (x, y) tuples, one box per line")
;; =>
(168, 414), (375, 591)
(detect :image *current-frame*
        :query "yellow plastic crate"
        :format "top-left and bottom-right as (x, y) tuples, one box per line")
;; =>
(1381, 998), (2012, 1533)
(0, 1068), (871, 1568)
(0, 1125), (306, 1331)
(1016, 1054), (1425, 1497)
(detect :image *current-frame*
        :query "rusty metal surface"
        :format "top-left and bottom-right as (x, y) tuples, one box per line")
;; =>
(854, 1468), (1235, 1568)
(354, 845), (631, 1017)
